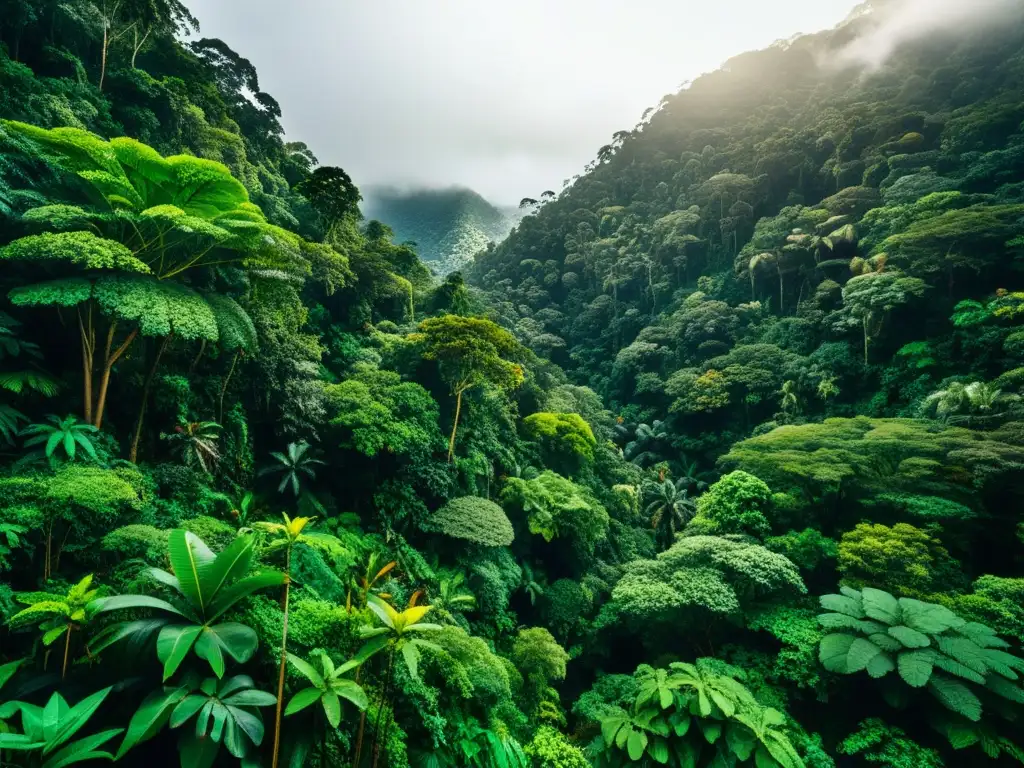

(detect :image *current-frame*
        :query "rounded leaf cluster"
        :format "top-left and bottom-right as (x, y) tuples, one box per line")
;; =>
(427, 496), (515, 547)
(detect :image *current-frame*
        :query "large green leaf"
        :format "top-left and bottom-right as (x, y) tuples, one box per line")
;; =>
(284, 688), (322, 718)
(206, 571), (286, 621)
(898, 649), (935, 688)
(167, 530), (216, 614)
(202, 535), (256, 606)
(116, 686), (189, 758)
(156, 625), (203, 681)
(648, 735), (670, 764)
(929, 674), (982, 721)
(601, 716), (628, 747)
(286, 654), (324, 687)
(861, 587), (901, 625)
(626, 729), (648, 761)
(866, 653), (896, 679)
(819, 633), (856, 673)
(888, 625), (931, 649)
(321, 691), (341, 728)
(50, 687), (113, 752)
(847, 638), (882, 673)
(899, 599), (964, 634)
(205, 623), (258, 665)
(332, 679), (368, 711)
(819, 593), (864, 619)
(935, 636), (990, 675)
(42, 729), (122, 768)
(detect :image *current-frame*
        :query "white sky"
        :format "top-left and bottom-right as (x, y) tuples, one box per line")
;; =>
(181, 1), (862, 204)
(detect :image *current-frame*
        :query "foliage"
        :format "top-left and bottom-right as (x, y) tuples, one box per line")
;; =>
(817, 586), (1024, 725)
(425, 496), (515, 548)
(90, 529), (285, 679)
(689, 470), (772, 539)
(592, 660), (806, 767)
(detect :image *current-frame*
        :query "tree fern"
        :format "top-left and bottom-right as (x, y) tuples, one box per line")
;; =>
(818, 587), (1024, 730)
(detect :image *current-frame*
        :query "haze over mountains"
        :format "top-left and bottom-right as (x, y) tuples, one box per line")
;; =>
(362, 186), (519, 274)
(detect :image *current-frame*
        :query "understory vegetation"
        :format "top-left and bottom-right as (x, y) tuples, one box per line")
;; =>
(1, 1), (1024, 767)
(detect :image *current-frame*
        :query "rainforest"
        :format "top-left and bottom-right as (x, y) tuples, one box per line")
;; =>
(1, 0), (1024, 766)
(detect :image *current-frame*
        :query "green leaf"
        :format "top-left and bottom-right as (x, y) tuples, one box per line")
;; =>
(116, 686), (189, 758)
(888, 625), (931, 649)
(899, 598), (964, 634)
(194, 629), (225, 678)
(169, 695), (207, 728)
(929, 674), (982, 721)
(42, 728), (122, 768)
(819, 593), (864, 618)
(726, 723), (756, 761)
(868, 632), (903, 652)
(626, 729), (648, 761)
(156, 625), (202, 681)
(51, 687), (113, 752)
(866, 652), (896, 678)
(202, 535), (257, 605)
(986, 675), (1024, 704)
(648, 736), (670, 764)
(701, 722), (723, 744)
(898, 649), (935, 688)
(321, 691), (341, 729)
(819, 633), (857, 673)
(331, 679), (368, 711)
(935, 636), (990, 675)
(204, 622), (258, 665)
(931, 654), (987, 684)
(206, 571), (286, 621)
(167, 530), (216, 614)
(285, 688), (323, 718)
(601, 716), (627, 747)
(847, 637), (882, 672)
(401, 643), (421, 681)
(286, 654), (325, 688)
(861, 587), (901, 624)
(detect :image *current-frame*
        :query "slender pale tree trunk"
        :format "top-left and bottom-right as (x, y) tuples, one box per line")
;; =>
(129, 334), (171, 462)
(271, 545), (293, 768)
(77, 307), (95, 424)
(219, 349), (241, 424)
(94, 324), (138, 429)
(447, 387), (465, 463)
(61, 626), (72, 678)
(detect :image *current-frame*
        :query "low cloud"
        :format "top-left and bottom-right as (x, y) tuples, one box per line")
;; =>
(835, 0), (1021, 69)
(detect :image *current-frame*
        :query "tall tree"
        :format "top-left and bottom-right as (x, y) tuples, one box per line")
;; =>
(411, 315), (524, 462)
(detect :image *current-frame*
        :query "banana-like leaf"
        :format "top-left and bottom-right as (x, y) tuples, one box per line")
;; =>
(206, 570), (285, 621)
(167, 530), (216, 615)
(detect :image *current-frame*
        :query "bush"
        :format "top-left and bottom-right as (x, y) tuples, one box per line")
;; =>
(425, 496), (514, 547)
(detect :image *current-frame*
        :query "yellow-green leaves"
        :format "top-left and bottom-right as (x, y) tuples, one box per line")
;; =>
(0, 232), (149, 273)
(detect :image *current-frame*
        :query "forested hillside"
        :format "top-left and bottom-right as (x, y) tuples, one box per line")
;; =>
(363, 187), (514, 276)
(1, 1), (1024, 767)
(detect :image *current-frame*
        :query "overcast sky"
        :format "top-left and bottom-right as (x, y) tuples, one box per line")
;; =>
(181, 1), (863, 205)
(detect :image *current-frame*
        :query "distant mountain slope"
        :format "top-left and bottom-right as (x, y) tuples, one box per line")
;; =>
(363, 186), (514, 274)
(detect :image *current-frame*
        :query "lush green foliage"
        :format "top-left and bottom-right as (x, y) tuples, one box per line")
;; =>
(3, 1), (1024, 766)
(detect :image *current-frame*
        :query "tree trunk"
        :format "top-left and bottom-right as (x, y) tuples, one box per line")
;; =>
(62, 625), (72, 679)
(863, 318), (870, 366)
(352, 666), (367, 768)
(271, 547), (292, 768)
(370, 653), (395, 768)
(94, 326), (138, 429)
(447, 388), (464, 463)
(129, 334), (171, 463)
(219, 349), (241, 424)
(78, 307), (95, 425)
(99, 24), (108, 91)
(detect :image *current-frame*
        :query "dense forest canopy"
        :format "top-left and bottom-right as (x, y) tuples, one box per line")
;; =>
(1, 1), (1024, 767)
